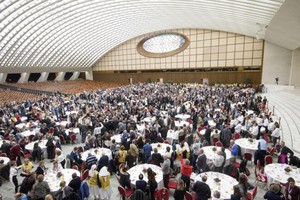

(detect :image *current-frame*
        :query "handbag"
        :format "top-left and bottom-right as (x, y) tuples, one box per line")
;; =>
(97, 173), (102, 188)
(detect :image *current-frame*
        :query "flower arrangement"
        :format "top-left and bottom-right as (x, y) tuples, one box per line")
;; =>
(212, 147), (217, 152)
(142, 167), (147, 174)
(248, 138), (253, 143)
(284, 167), (292, 173)
(214, 178), (221, 183)
(56, 172), (62, 178)
(157, 144), (161, 148)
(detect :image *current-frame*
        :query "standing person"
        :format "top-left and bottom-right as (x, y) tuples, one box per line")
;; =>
(254, 135), (267, 166)
(88, 164), (101, 200)
(55, 149), (65, 169)
(10, 161), (19, 193)
(32, 142), (42, 162)
(180, 155), (193, 191)
(234, 174), (248, 200)
(98, 166), (113, 200)
(196, 149), (208, 173)
(147, 168), (158, 200)
(68, 173), (81, 193)
(32, 175), (50, 200)
(20, 158), (34, 177)
(285, 177), (300, 200)
(35, 160), (47, 176)
(271, 122), (281, 146)
(46, 136), (55, 161)
(161, 155), (171, 188)
(143, 139), (152, 163)
(119, 166), (131, 191)
(135, 174), (147, 192)
(173, 179), (186, 200)
(192, 175), (211, 200)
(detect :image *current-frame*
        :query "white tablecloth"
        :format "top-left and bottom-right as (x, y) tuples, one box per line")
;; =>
(264, 163), (300, 185)
(25, 139), (55, 152)
(0, 156), (10, 165)
(202, 146), (232, 166)
(65, 128), (80, 136)
(143, 116), (156, 125)
(166, 130), (178, 144)
(19, 128), (40, 137)
(235, 138), (258, 159)
(44, 169), (80, 192)
(208, 120), (216, 127)
(175, 114), (191, 121)
(15, 122), (38, 129)
(191, 172), (238, 199)
(151, 143), (172, 157)
(175, 120), (190, 127)
(20, 116), (28, 122)
(199, 129), (220, 136)
(81, 147), (112, 161)
(55, 121), (70, 127)
(127, 164), (163, 189)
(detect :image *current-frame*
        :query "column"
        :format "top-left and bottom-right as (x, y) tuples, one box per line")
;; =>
(18, 72), (30, 83)
(0, 73), (7, 84)
(85, 70), (93, 80)
(37, 72), (49, 82)
(54, 72), (66, 81)
(69, 71), (80, 80)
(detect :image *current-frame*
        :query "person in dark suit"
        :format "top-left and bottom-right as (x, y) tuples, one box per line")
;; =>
(69, 147), (82, 167)
(135, 174), (147, 192)
(68, 173), (81, 192)
(192, 175), (211, 200)
(196, 149), (208, 173)
(151, 148), (163, 166)
(35, 160), (47, 176)
(97, 152), (109, 171)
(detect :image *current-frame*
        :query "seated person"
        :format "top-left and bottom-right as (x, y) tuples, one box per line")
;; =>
(69, 147), (82, 167)
(21, 158), (34, 177)
(223, 157), (240, 181)
(278, 141), (294, 164)
(264, 183), (284, 200)
(135, 174), (147, 192)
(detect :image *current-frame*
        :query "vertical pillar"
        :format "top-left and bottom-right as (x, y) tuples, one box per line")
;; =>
(85, 70), (93, 80)
(54, 72), (66, 81)
(37, 72), (49, 82)
(0, 73), (7, 84)
(69, 71), (80, 80)
(18, 72), (30, 83)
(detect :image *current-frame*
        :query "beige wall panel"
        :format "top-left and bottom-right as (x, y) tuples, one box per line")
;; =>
(244, 51), (253, 59)
(227, 52), (235, 59)
(254, 42), (263, 50)
(219, 38), (227, 45)
(253, 50), (263, 58)
(243, 59), (252, 66)
(218, 60), (226, 67)
(253, 58), (262, 65)
(212, 32), (219, 39)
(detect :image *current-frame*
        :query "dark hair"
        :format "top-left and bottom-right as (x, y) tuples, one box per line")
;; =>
(139, 174), (143, 180)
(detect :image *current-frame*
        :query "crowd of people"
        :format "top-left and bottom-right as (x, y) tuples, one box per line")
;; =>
(0, 82), (299, 200)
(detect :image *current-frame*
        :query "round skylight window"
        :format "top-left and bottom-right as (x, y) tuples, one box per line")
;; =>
(137, 33), (189, 58)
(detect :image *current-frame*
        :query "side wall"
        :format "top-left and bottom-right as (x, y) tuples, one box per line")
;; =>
(262, 41), (292, 85)
(290, 47), (300, 87)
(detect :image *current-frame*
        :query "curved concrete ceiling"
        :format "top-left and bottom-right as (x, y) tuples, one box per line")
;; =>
(0, 0), (296, 72)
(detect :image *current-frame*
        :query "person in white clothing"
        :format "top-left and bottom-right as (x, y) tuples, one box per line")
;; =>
(250, 122), (259, 139)
(234, 121), (242, 134)
(10, 161), (19, 193)
(271, 122), (281, 146)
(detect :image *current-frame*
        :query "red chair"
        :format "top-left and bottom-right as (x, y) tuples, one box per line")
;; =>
(3, 133), (9, 140)
(28, 135), (34, 142)
(185, 191), (195, 200)
(80, 169), (89, 181)
(20, 150), (32, 159)
(215, 141), (223, 147)
(212, 137), (219, 145)
(163, 140), (170, 144)
(168, 180), (177, 189)
(264, 155), (273, 165)
(265, 136), (270, 144)
(118, 185), (133, 200)
(59, 135), (66, 144)
(72, 165), (79, 170)
(254, 167), (267, 186)
(247, 185), (258, 200)
(233, 133), (241, 140)
(154, 187), (169, 200)
(244, 153), (253, 164)
(70, 134), (76, 144)
(0, 153), (7, 157)
(267, 147), (276, 156)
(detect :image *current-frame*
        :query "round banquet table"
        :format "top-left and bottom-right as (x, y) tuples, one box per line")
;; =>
(19, 128), (40, 137)
(81, 147), (112, 161)
(143, 116), (156, 125)
(175, 120), (190, 128)
(15, 121), (38, 129)
(25, 139), (55, 152)
(151, 143), (172, 157)
(264, 163), (300, 185)
(235, 138), (258, 160)
(202, 146), (232, 166)
(44, 169), (80, 192)
(0, 156), (10, 165)
(199, 129), (220, 136)
(127, 164), (163, 189)
(175, 114), (191, 121)
(191, 172), (238, 199)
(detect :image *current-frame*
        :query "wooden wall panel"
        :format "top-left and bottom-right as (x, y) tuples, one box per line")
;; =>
(93, 71), (261, 85)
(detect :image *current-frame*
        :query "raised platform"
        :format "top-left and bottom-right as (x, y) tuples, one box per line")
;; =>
(263, 84), (295, 93)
